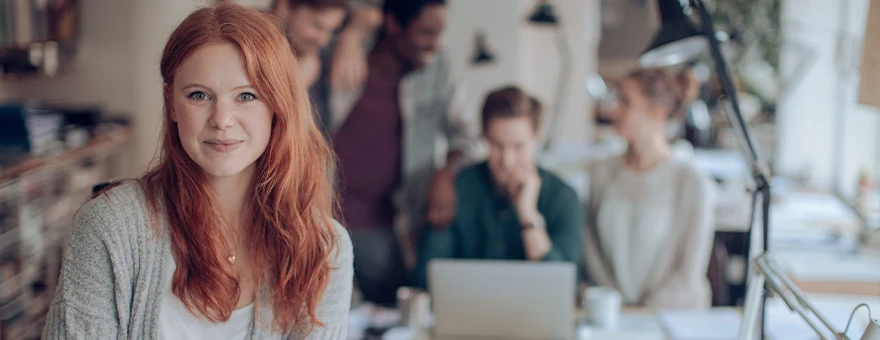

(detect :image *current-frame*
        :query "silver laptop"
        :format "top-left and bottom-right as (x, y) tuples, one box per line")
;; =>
(428, 259), (577, 339)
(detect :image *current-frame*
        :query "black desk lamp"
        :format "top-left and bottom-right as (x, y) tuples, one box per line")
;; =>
(528, 0), (558, 25)
(471, 32), (496, 65)
(639, 0), (772, 338)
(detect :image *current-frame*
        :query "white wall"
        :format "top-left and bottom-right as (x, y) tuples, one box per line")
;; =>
(443, 0), (599, 151)
(0, 0), (135, 114)
(834, 0), (880, 199)
(442, 0), (525, 131)
(776, 0), (880, 197)
(520, 0), (598, 148)
(596, 0), (657, 78)
(130, 0), (206, 175)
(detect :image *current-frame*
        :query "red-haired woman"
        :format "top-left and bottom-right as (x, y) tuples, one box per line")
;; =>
(42, 3), (352, 339)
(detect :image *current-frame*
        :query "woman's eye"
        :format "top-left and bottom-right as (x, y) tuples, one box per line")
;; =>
(239, 92), (257, 102)
(188, 91), (209, 101)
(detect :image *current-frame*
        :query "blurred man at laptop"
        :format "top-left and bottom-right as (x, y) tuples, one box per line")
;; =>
(413, 86), (583, 289)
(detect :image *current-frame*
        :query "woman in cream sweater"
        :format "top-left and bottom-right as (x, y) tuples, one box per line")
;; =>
(583, 68), (716, 310)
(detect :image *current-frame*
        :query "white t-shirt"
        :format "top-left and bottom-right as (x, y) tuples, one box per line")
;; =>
(158, 253), (253, 340)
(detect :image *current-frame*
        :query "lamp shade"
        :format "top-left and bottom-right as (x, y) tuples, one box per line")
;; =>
(639, 0), (706, 67)
(471, 32), (496, 65)
(527, 0), (558, 25)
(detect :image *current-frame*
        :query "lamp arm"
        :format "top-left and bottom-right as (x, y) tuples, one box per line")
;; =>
(844, 304), (873, 336)
(691, 0), (769, 184)
(765, 257), (841, 334)
(757, 256), (841, 339)
(692, 0), (773, 336)
(746, 255), (880, 340)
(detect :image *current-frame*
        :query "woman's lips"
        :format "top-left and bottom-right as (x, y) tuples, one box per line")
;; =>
(204, 139), (243, 152)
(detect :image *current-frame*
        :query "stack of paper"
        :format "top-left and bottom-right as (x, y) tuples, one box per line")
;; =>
(657, 308), (741, 340)
(23, 108), (64, 156)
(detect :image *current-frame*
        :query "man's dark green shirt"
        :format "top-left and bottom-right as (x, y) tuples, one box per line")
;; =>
(413, 162), (583, 289)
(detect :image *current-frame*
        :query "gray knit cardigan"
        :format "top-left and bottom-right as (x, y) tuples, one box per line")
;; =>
(41, 181), (353, 339)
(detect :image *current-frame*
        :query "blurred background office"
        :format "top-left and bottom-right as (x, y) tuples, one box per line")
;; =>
(3, 0), (880, 339)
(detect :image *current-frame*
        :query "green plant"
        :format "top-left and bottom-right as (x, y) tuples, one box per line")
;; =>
(706, 0), (782, 69)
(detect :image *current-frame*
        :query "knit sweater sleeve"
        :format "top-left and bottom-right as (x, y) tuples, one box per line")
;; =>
(581, 161), (618, 288)
(643, 164), (717, 309)
(293, 220), (354, 340)
(42, 195), (124, 340)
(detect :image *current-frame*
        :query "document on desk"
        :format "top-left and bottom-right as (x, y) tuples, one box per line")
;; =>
(578, 314), (666, 340)
(657, 308), (741, 340)
(774, 250), (880, 283)
(770, 192), (858, 230)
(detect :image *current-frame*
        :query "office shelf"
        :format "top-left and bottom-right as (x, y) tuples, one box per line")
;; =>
(0, 125), (130, 339)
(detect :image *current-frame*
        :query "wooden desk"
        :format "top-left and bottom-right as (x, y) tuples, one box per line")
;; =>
(792, 280), (880, 296)
(775, 249), (880, 296)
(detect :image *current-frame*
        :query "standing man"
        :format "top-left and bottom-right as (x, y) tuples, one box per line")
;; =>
(272, 0), (384, 134)
(329, 0), (480, 306)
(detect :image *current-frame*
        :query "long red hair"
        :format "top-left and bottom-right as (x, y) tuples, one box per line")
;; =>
(145, 3), (338, 332)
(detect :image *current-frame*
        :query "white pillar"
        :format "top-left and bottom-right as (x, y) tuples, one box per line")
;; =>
(130, 0), (207, 176)
(776, 0), (879, 196)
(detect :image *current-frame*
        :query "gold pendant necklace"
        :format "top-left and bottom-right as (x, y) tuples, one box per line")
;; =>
(228, 255), (236, 264)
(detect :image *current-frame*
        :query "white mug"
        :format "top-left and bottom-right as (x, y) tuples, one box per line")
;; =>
(583, 286), (622, 330)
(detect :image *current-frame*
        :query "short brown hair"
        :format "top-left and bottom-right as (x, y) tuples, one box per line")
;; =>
(480, 86), (542, 133)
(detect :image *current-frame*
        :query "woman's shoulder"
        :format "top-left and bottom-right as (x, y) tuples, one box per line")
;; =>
(76, 180), (155, 241)
(586, 155), (623, 185)
(327, 219), (353, 263)
(666, 158), (716, 200)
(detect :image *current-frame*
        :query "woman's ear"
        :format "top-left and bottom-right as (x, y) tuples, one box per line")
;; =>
(164, 83), (178, 122)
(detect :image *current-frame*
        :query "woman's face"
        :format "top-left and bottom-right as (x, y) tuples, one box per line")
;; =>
(611, 78), (662, 141)
(168, 42), (273, 180)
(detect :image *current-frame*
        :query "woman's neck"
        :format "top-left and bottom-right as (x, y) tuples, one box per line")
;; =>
(207, 166), (254, 232)
(624, 133), (670, 172)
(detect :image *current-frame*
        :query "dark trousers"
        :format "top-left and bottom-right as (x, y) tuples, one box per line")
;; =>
(350, 227), (408, 307)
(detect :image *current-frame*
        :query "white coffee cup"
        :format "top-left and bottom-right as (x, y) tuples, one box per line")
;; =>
(583, 286), (622, 330)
